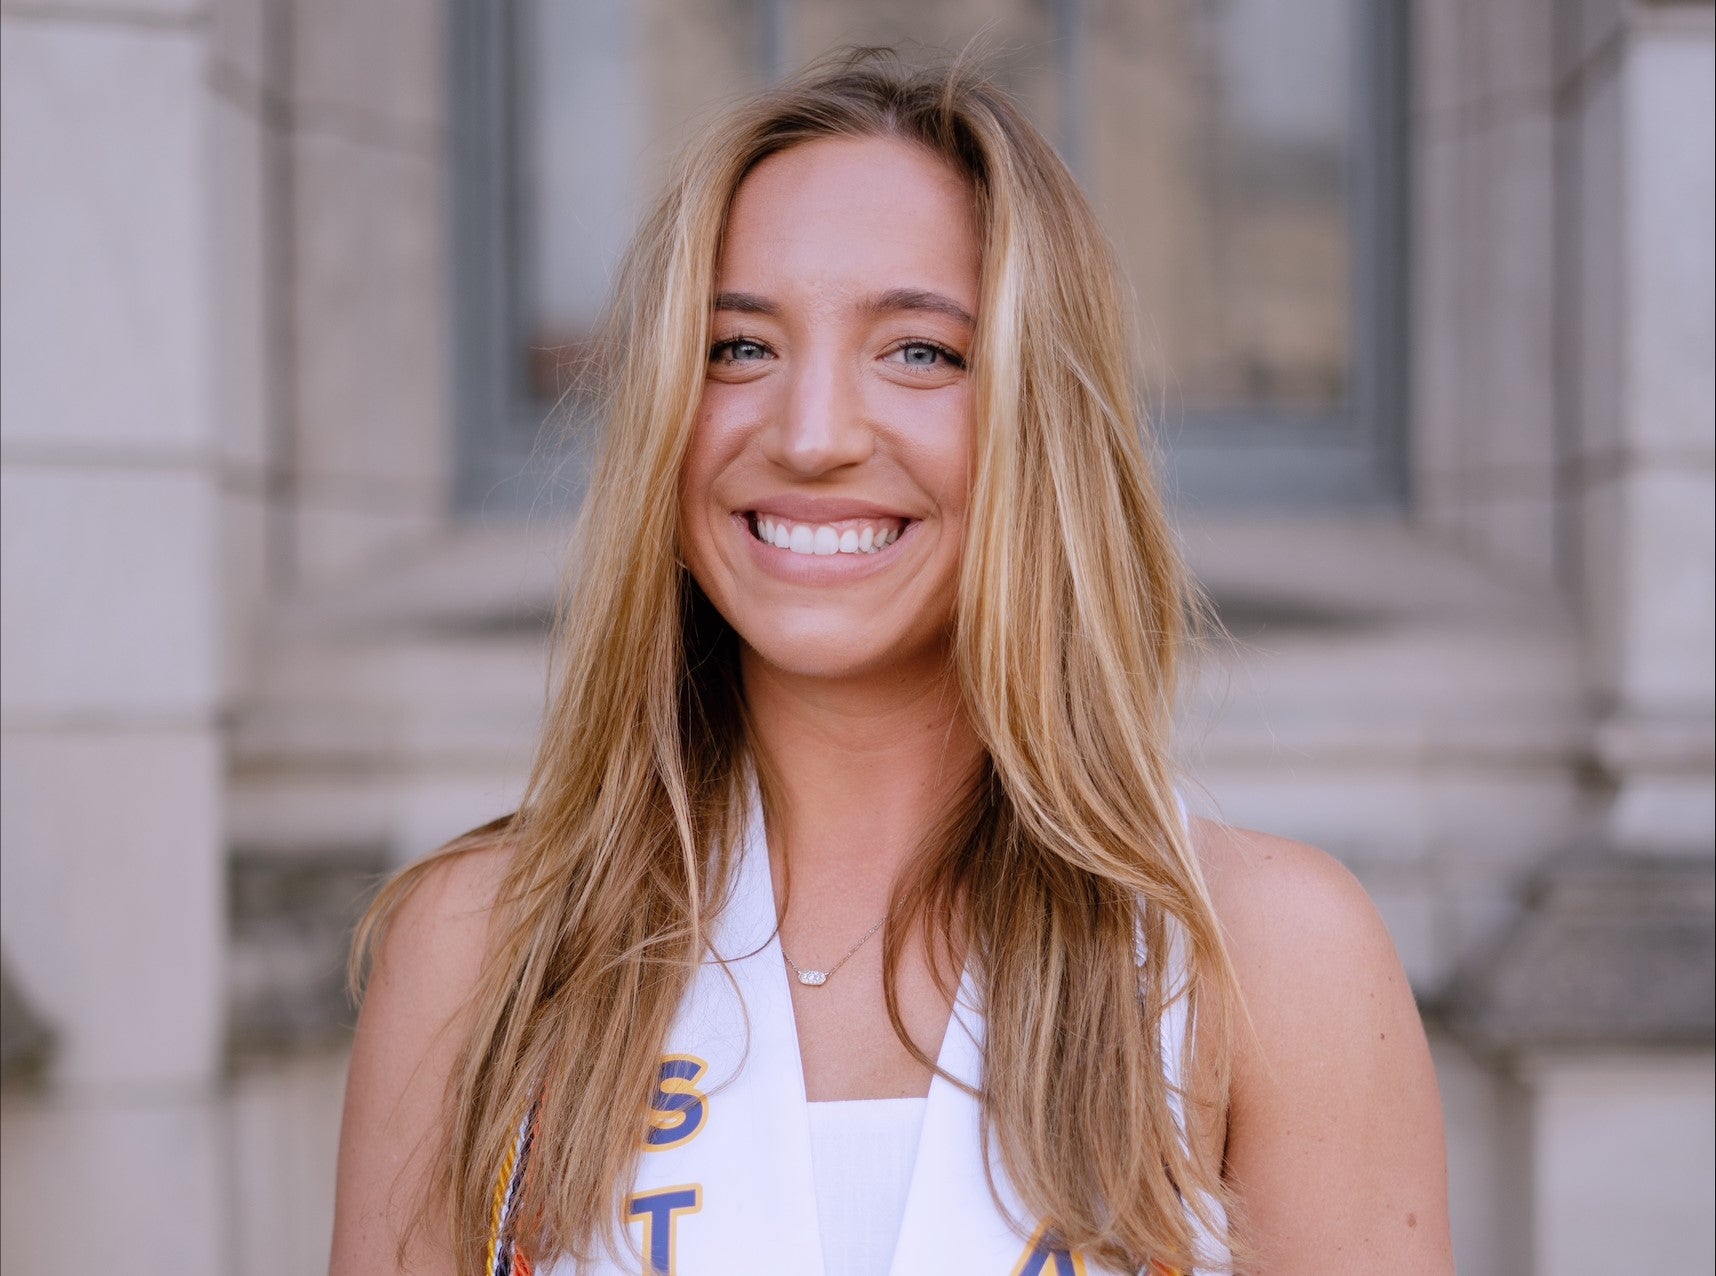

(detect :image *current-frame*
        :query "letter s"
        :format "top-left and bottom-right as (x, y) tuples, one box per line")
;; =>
(644, 1055), (709, 1149)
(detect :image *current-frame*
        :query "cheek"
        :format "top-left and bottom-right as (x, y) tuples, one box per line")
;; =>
(676, 400), (757, 582)
(934, 436), (973, 516)
(680, 395), (740, 505)
(895, 398), (974, 520)
(683, 389), (755, 485)
(676, 418), (722, 556)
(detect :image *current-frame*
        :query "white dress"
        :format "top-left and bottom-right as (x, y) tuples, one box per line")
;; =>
(500, 795), (1229, 1276)
(808, 1096), (929, 1276)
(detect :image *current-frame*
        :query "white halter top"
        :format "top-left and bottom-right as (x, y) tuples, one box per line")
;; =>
(808, 1096), (929, 1276)
(493, 796), (1228, 1275)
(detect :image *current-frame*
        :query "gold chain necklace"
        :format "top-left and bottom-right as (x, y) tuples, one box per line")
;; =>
(780, 916), (886, 987)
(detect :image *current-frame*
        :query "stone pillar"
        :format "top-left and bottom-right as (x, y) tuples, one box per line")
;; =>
(279, 2), (451, 585)
(0, 5), (228, 1272)
(1451, 6), (1715, 1274)
(1413, 0), (1562, 586)
(1564, 2), (1716, 858)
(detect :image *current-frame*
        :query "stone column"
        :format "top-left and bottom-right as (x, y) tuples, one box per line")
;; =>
(1566, 3), (1716, 858)
(1451, 6), (1716, 1274)
(0, 5), (228, 1272)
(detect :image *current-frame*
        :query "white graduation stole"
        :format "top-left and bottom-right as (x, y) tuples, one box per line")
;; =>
(538, 798), (1209, 1275)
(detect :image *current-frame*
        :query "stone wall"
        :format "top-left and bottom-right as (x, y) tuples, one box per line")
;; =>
(1, 4), (227, 1271)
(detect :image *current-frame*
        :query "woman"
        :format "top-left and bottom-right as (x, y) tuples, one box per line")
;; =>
(330, 54), (1452, 1276)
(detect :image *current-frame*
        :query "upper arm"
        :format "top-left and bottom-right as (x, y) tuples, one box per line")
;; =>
(1196, 823), (1453, 1275)
(329, 845), (510, 1276)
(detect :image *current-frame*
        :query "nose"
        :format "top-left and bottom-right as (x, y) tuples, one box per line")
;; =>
(761, 349), (874, 477)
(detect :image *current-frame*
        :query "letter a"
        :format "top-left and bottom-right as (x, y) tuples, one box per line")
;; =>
(1012, 1223), (1088, 1276)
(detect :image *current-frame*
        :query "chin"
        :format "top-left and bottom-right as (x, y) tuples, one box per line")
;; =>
(736, 615), (949, 685)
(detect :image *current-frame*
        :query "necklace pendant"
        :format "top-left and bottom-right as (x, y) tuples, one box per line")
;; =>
(797, 969), (828, 986)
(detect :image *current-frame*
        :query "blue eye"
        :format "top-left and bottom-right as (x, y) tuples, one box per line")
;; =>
(710, 338), (770, 364)
(891, 341), (965, 371)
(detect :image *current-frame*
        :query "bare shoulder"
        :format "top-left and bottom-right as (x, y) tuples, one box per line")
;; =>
(353, 836), (516, 1054)
(371, 837), (515, 991)
(1187, 815), (1419, 1081)
(1190, 818), (1398, 995)
(1187, 818), (1453, 1274)
(329, 833), (517, 1276)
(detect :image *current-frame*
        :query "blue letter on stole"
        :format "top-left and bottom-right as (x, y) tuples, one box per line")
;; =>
(627, 1185), (702, 1275)
(644, 1055), (708, 1149)
(1013, 1225), (1088, 1276)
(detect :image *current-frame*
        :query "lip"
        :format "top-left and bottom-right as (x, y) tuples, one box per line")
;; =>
(728, 510), (917, 582)
(737, 493), (916, 524)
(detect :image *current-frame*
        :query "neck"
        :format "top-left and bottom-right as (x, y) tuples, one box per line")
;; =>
(740, 645), (984, 895)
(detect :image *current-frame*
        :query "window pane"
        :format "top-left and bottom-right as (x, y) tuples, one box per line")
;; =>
(512, 0), (768, 407)
(514, 0), (639, 402)
(1088, 0), (1354, 425)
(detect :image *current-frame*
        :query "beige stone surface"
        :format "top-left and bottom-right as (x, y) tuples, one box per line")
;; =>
(1621, 464), (1716, 711)
(1580, 465), (1716, 714)
(1475, 109), (1557, 476)
(1569, 56), (1627, 463)
(226, 1049), (351, 1276)
(0, 466), (221, 718)
(1473, 0), (1555, 103)
(1409, 131), (1464, 505)
(1530, 1053), (1716, 1275)
(4, 0), (205, 17)
(1609, 764), (1716, 855)
(220, 482), (271, 701)
(289, 128), (448, 494)
(1412, 0), (1462, 125)
(0, 727), (224, 1088)
(1562, 0), (1630, 84)
(208, 85), (273, 475)
(1468, 485), (1561, 586)
(210, 0), (271, 95)
(289, 491), (442, 585)
(0, 1091), (227, 1274)
(1626, 27), (1716, 459)
(1432, 1030), (1532, 1276)
(291, 0), (445, 138)
(0, 16), (209, 453)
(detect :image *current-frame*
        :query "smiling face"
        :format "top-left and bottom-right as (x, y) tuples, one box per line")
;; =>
(678, 135), (981, 685)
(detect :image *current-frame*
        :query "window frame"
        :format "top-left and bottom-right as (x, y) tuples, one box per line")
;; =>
(1157, 0), (1411, 511)
(450, 1), (592, 516)
(447, 0), (1410, 516)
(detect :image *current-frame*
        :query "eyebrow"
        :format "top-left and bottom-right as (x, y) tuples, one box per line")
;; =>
(712, 290), (779, 316)
(867, 287), (975, 328)
(712, 288), (975, 329)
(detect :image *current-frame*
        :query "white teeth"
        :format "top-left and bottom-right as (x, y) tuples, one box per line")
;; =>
(751, 516), (905, 556)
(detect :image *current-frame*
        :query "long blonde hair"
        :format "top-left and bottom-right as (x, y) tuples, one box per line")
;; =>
(358, 50), (1238, 1274)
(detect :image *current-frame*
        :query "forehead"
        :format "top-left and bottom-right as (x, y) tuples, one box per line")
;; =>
(718, 135), (980, 307)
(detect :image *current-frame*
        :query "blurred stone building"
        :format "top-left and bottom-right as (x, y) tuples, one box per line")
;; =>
(1, 2), (1710, 1273)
